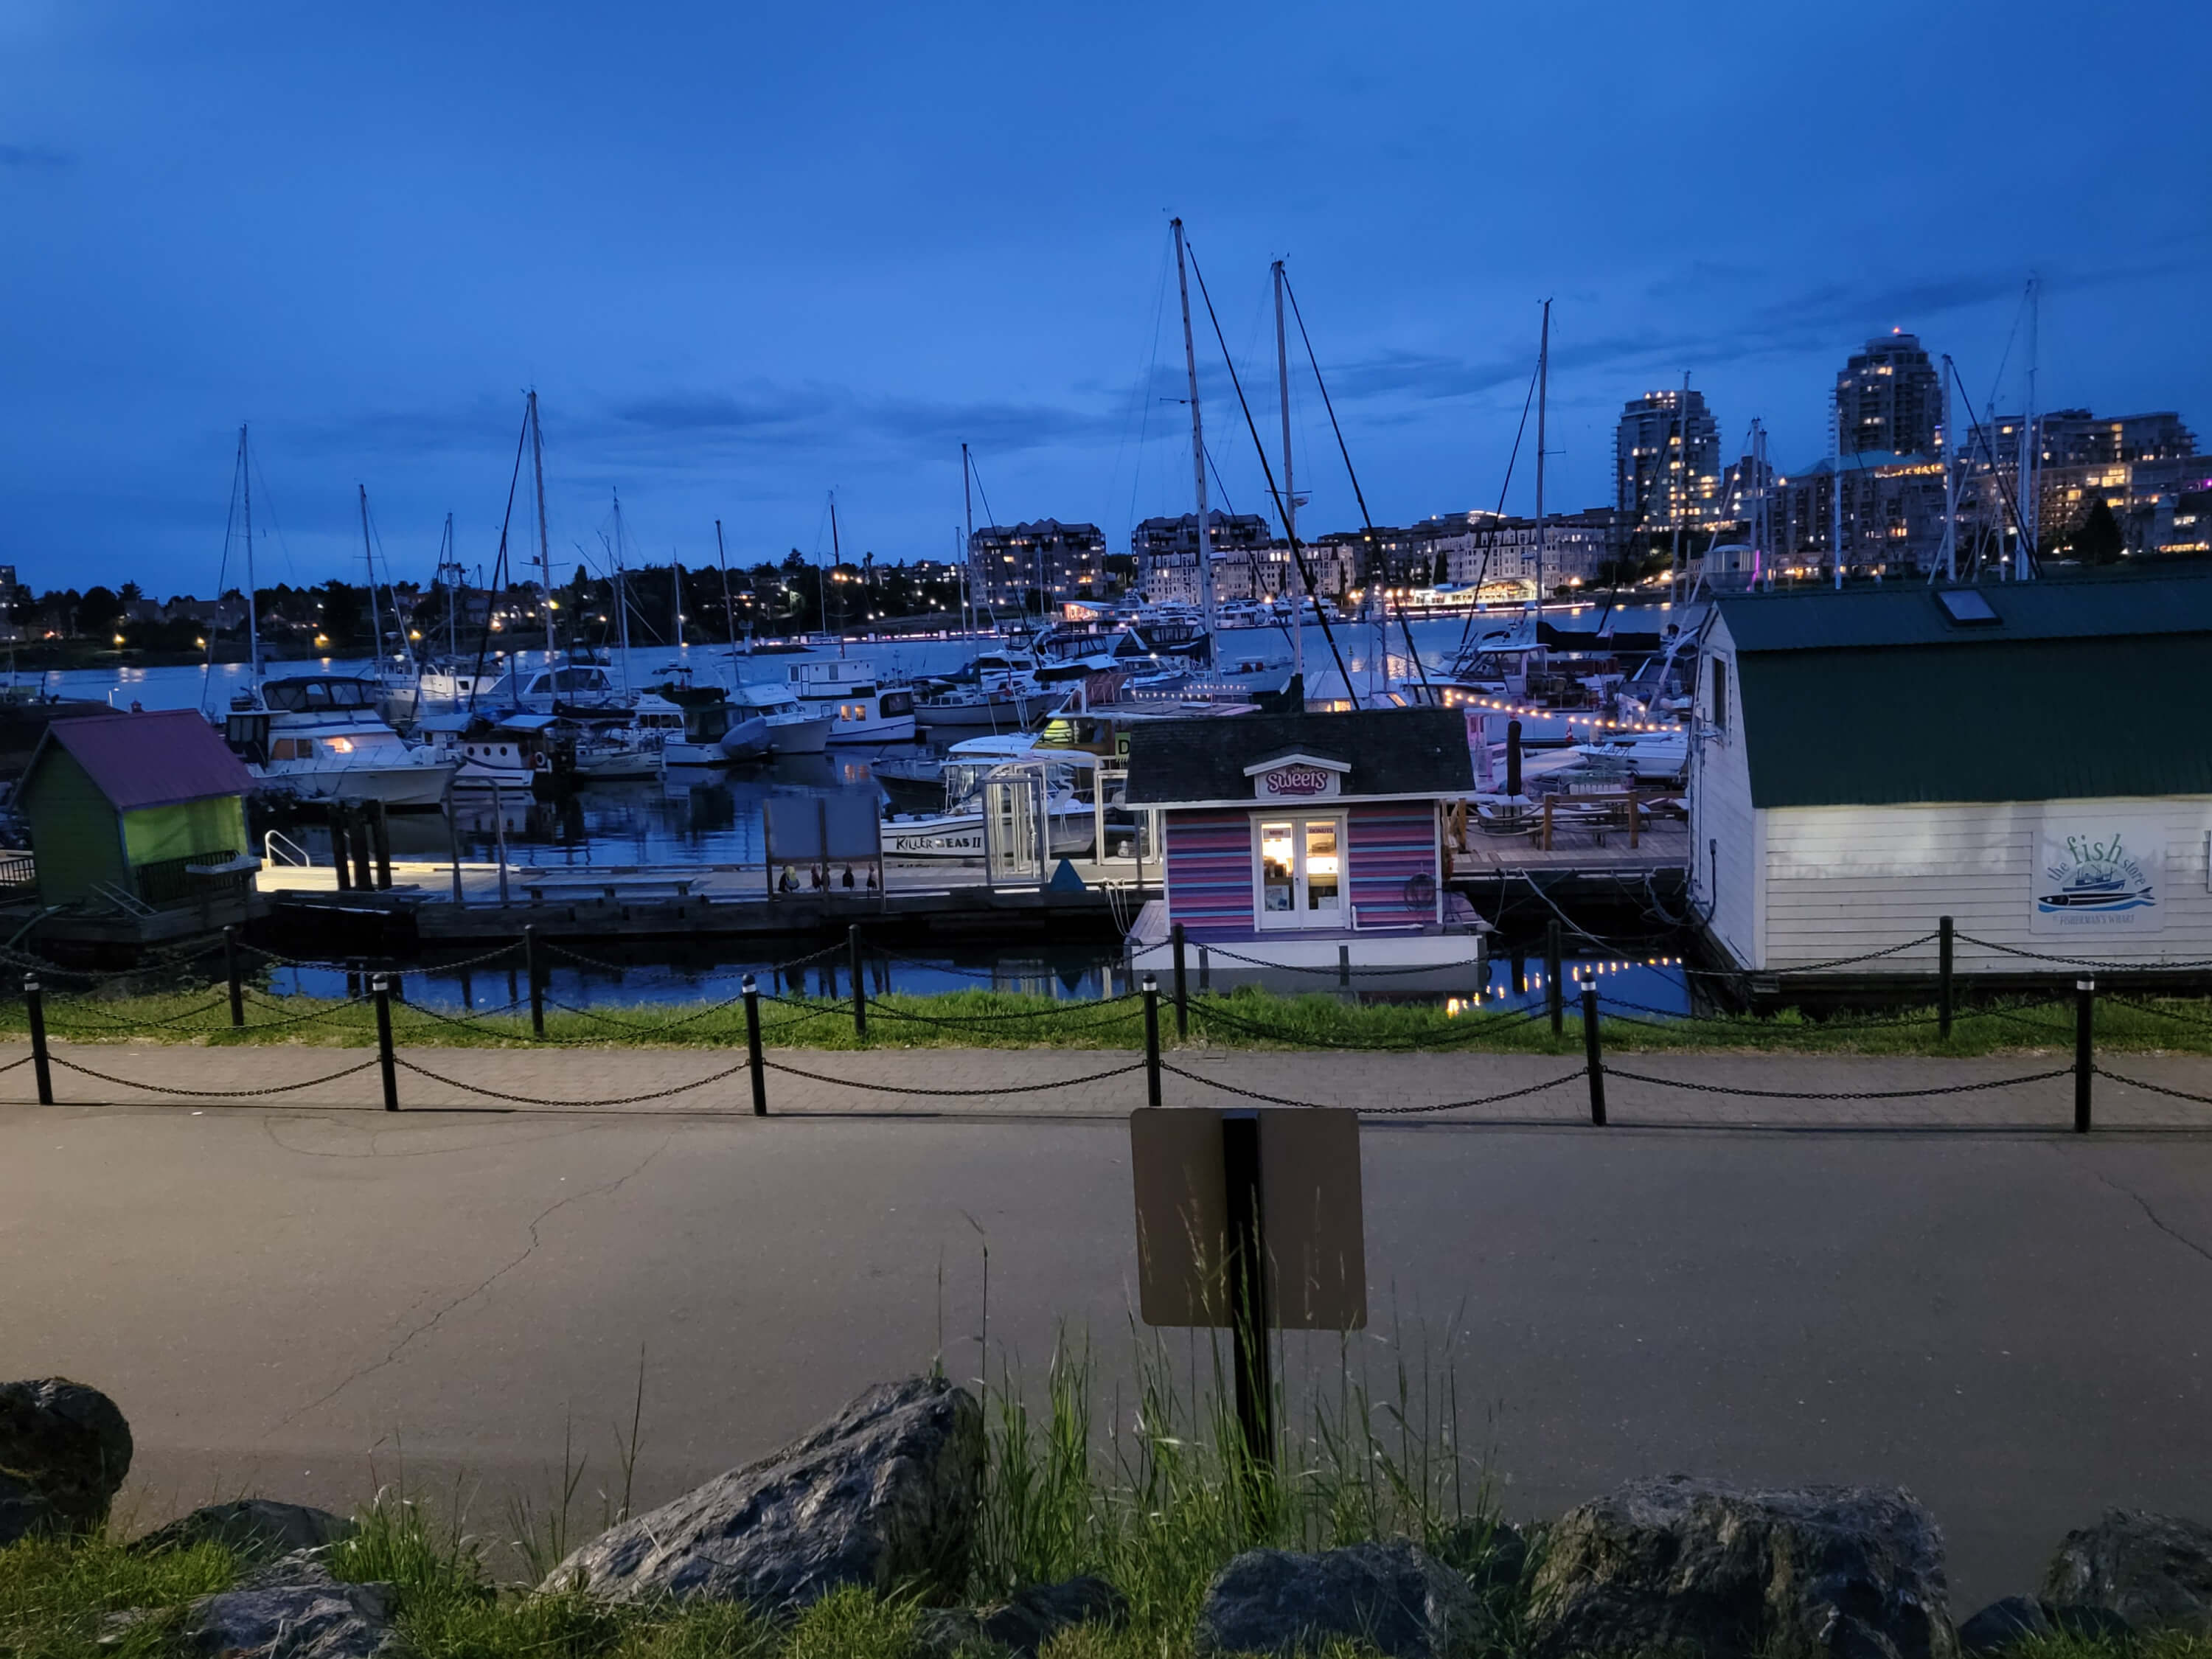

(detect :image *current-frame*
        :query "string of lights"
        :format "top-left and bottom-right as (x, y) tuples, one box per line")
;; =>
(1458, 694), (1680, 734)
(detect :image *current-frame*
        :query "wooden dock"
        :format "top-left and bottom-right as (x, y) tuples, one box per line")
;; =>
(257, 858), (1156, 953)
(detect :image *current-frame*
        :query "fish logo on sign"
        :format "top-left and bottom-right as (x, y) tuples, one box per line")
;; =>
(2037, 830), (2155, 917)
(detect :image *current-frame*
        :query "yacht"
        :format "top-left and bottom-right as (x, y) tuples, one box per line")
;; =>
(629, 691), (768, 766)
(469, 656), (627, 716)
(225, 676), (456, 809)
(788, 659), (917, 744)
(417, 711), (564, 792)
(728, 680), (835, 754)
(878, 742), (1107, 860)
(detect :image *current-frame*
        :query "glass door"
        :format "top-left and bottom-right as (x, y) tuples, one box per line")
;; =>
(1255, 815), (1346, 928)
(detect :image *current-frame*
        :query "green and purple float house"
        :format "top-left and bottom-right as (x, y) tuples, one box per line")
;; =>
(1122, 709), (1486, 987)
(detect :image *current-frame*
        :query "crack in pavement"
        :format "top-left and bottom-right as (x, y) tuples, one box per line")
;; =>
(274, 1135), (672, 1429)
(2073, 1150), (2212, 1269)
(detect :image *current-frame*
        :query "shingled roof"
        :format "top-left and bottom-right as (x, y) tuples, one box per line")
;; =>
(1124, 709), (1472, 805)
(23, 710), (255, 813)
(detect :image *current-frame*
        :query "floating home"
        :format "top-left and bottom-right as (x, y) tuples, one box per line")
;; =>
(1122, 708), (1485, 983)
(1690, 573), (2212, 986)
(10, 709), (262, 948)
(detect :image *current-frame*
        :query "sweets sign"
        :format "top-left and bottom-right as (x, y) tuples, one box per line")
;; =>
(1248, 754), (1347, 800)
(2031, 814), (2163, 935)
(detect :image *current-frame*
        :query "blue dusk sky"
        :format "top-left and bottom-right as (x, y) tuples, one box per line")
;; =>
(3, 0), (2208, 595)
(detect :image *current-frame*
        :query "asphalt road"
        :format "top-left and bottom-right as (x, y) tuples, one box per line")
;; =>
(6, 1099), (2211, 1609)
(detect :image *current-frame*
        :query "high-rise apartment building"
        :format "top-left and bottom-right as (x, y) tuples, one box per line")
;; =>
(1837, 331), (1944, 456)
(967, 518), (1107, 605)
(1131, 511), (1273, 605)
(1615, 390), (1721, 529)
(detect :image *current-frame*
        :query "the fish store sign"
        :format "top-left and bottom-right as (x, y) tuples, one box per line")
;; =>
(1245, 754), (1348, 800)
(2031, 813), (2163, 935)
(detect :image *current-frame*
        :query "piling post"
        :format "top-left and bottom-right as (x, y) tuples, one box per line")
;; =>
(1938, 915), (1955, 1040)
(223, 925), (245, 1028)
(349, 804), (373, 893)
(1338, 943), (1351, 990)
(372, 973), (399, 1113)
(743, 974), (768, 1116)
(2074, 978), (2095, 1134)
(1221, 1109), (1274, 1472)
(525, 925), (545, 1037)
(1198, 944), (1211, 994)
(24, 975), (52, 1105)
(490, 781), (510, 908)
(1171, 922), (1189, 1040)
(1545, 919), (1564, 1036)
(372, 800), (393, 891)
(847, 925), (867, 1038)
(1142, 974), (1162, 1107)
(1580, 971), (1607, 1126)
(331, 812), (353, 892)
(445, 779), (466, 908)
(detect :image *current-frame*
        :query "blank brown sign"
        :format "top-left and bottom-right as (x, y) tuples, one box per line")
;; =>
(1129, 1107), (1366, 1330)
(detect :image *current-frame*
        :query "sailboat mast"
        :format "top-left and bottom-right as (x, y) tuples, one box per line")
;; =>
(1273, 259), (1301, 686)
(1170, 218), (1217, 647)
(829, 496), (844, 655)
(443, 513), (459, 660)
(529, 391), (554, 660)
(1669, 371), (1688, 606)
(960, 445), (977, 636)
(672, 548), (684, 649)
(612, 490), (633, 687)
(240, 424), (260, 681)
(1940, 358), (1958, 582)
(1832, 383), (1845, 590)
(715, 519), (737, 647)
(1534, 302), (1549, 625)
(2020, 275), (2039, 581)
(359, 484), (383, 669)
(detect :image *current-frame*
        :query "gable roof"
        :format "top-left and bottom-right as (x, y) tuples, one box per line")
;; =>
(1710, 573), (2212, 808)
(1125, 709), (1472, 805)
(23, 711), (255, 813)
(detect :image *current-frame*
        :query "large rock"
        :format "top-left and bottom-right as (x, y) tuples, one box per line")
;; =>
(1527, 1476), (1955, 1659)
(136, 1499), (356, 1564)
(2043, 1509), (2212, 1632)
(179, 1552), (394, 1659)
(0, 1378), (133, 1543)
(918, 1575), (1128, 1658)
(1194, 1540), (1483, 1659)
(541, 1375), (983, 1610)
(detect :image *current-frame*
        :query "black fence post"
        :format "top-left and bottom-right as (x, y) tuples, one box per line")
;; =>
(1545, 919), (1564, 1037)
(742, 974), (768, 1117)
(525, 925), (545, 1038)
(847, 925), (867, 1039)
(223, 925), (245, 1029)
(1580, 971), (1607, 1126)
(1221, 1109), (1274, 1473)
(372, 973), (398, 1113)
(1142, 974), (1162, 1107)
(24, 975), (52, 1105)
(2074, 977), (2095, 1134)
(1171, 922), (1189, 1040)
(1938, 914), (1955, 1040)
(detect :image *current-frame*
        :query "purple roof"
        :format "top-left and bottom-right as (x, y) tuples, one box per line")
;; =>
(29, 710), (256, 813)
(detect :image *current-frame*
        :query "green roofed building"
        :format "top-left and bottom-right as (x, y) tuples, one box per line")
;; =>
(1689, 572), (2212, 980)
(14, 709), (260, 939)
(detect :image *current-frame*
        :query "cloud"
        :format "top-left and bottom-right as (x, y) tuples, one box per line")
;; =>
(0, 143), (72, 169)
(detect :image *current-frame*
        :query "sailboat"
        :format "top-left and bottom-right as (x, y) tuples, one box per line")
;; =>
(216, 429), (457, 808)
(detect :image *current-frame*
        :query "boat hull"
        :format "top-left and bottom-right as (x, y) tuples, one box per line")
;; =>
(764, 714), (835, 755)
(251, 761), (456, 810)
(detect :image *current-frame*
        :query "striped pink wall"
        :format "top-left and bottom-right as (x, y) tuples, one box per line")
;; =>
(1164, 801), (1442, 939)
(1349, 803), (1439, 930)
(1164, 809), (1254, 938)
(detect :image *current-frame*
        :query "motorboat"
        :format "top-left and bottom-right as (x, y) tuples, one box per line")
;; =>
(224, 676), (456, 809)
(470, 656), (627, 716)
(728, 679), (835, 754)
(417, 711), (565, 793)
(788, 659), (917, 744)
(628, 691), (768, 766)
(878, 740), (1121, 860)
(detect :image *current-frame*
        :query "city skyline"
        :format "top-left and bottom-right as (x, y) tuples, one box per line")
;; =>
(3, 1), (2208, 592)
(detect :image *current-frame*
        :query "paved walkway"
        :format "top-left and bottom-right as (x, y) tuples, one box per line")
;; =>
(8, 1089), (2212, 1608)
(4, 1039), (2208, 1131)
